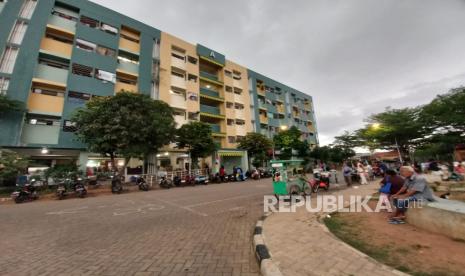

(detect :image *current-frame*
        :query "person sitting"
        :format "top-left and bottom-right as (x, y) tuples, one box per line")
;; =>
(378, 169), (404, 210)
(389, 166), (435, 224)
(454, 163), (465, 180)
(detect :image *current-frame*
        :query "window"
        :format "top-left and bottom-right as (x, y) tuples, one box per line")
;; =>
(80, 16), (99, 28)
(151, 81), (159, 100)
(8, 21), (28, 45)
(232, 70), (241, 80)
(187, 56), (197, 64)
(152, 61), (159, 81)
(96, 45), (115, 57)
(224, 70), (232, 78)
(32, 87), (64, 97)
(0, 46), (19, 74)
(188, 112), (199, 121)
(101, 23), (118, 35)
(228, 136), (236, 144)
(233, 87), (242, 95)
(226, 102), (233, 109)
(68, 91), (91, 103)
(76, 39), (96, 52)
(187, 92), (198, 101)
(72, 63), (93, 77)
(225, 86), (232, 93)
(63, 120), (77, 132)
(19, 0), (37, 19)
(171, 70), (185, 79)
(171, 52), (185, 61)
(234, 103), (244, 110)
(235, 120), (245, 125)
(28, 116), (60, 126)
(0, 77), (10, 95)
(118, 51), (139, 64)
(187, 74), (197, 82)
(152, 39), (160, 59)
(227, 119), (235, 126)
(39, 56), (69, 69)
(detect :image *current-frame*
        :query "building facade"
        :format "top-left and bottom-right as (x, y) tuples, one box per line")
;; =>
(0, 0), (318, 173)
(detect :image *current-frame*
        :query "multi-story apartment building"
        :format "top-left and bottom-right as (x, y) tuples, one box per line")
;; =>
(0, 0), (318, 174)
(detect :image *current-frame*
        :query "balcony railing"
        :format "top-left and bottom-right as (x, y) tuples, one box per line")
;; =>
(40, 37), (73, 58)
(115, 81), (138, 93)
(210, 124), (222, 133)
(34, 64), (69, 86)
(117, 60), (139, 76)
(47, 14), (76, 34)
(119, 37), (140, 54)
(200, 87), (220, 98)
(22, 124), (60, 145)
(200, 104), (221, 115)
(268, 118), (280, 127)
(200, 71), (219, 81)
(27, 93), (64, 116)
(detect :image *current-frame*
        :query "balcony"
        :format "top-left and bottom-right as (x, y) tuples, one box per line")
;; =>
(268, 118), (280, 127)
(171, 75), (186, 89)
(174, 115), (187, 128)
(200, 87), (224, 101)
(27, 93), (64, 116)
(47, 14), (76, 35)
(258, 102), (267, 110)
(259, 115), (268, 124)
(115, 81), (138, 93)
(200, 104), (224, 119)
(267, 104), (277, 113)
(117, 60), (139, 76)
(171, 57), (186, 70)
(210, 124), (222, 133)
(235, 109), (245, 119)
(119, 37), (140, 54)
(33, 64), (68, 87)
(40, 37), (73, 59)
(266, 92), (277, 101)
(277, 105), (285, 114)
(170, 93), (186, 109)
(22, 124), (60, 145)
(200, 71), (223, 85)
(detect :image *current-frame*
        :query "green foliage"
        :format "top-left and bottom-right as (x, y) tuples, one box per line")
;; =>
(237, 132), (273, 167)
(357, 107), (424, 155)
(333, 131), (364, 149)
(310, 146), (355, 164)
(176, 121), (217, 167)
(273, 126), (305, 160)
(72, 91), (176, 165)
(0, 94), (25, 116)
(44, 164), (81, 180)
(0, 150), (29, 186)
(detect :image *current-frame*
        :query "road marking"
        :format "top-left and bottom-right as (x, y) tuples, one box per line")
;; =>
(46, 206), (89, 215)
(113, 204), (165, 216)
(155, 198), (208, 217)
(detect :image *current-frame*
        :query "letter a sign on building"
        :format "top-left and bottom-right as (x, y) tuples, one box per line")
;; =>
(209, 51), (216, 59)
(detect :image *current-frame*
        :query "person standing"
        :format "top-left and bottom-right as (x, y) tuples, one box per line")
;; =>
(357, 162), (368, 185)
(219, 165), (225, 182)
(342, 162), (353, 186)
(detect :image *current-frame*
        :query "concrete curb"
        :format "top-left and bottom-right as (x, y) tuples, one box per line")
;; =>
(253, 212), (283, 276)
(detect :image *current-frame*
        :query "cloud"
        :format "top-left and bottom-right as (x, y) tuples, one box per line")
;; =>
(91, 0), (465, 146)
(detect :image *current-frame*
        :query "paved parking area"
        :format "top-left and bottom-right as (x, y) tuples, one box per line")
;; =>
(0, 180), (271, 276)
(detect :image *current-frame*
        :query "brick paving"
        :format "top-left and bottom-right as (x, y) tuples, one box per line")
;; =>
(0, 180), (271, 276)
(263, 183), (406, 276)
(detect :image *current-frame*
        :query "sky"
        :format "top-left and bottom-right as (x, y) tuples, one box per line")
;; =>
(92, 0), (465, 145)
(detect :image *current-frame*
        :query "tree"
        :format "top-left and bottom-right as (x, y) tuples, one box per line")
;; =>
(72, 91), (176, 170)
(237, 132), (273, 167)
(357, 107), (425, 157)
(273, 126), (305, 160)
(176, 121), (217, 168)
(333, 131), (364, 149)
(0, 94), (25, 116)
(0, 150), (29, 186)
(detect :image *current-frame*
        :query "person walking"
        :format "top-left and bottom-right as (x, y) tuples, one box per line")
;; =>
(219, 165), (225, 182)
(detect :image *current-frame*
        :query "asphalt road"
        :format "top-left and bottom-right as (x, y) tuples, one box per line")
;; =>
(0, 179), (272, 276)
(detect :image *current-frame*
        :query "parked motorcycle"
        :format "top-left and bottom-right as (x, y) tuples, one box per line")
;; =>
(159, 176), (174, 189)
(251, 169), (260, 180)
(195, 175), (209, 185)
(136, 175), (149, 191)
(111, 172), (124, 194)
(73, 177), (87, 198)
(56, 181), (68, 200)
(11, 184), (38, 204)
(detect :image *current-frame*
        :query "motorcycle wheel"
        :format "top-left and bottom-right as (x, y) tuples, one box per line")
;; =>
(303, 186), (312, 196)
(324, 183), (330, 191)
(14, 196), (24, 204)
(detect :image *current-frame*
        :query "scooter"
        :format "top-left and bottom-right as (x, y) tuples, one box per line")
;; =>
(11, 184), (39, 204)
(136, 175), (149, 191)
(56, 181), (68, 200)
(251, 169), (260, 180)
(195, 175), (209, 185)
